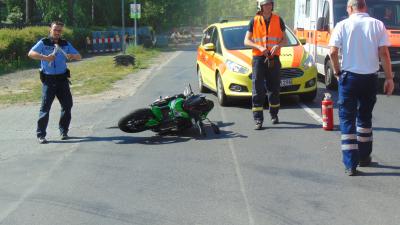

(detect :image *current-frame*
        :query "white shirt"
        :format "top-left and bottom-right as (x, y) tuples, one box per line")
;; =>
(329, 13), (390, 74)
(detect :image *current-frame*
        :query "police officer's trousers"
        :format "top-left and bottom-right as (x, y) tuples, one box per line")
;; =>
(252, 56), (281, 122)
(338, 71), (377, 170)
(37, 76), (73, 138)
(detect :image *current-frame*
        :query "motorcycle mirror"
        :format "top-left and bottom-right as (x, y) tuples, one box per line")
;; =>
(184, 88), (189, 96)
(189, 84), (193, 93)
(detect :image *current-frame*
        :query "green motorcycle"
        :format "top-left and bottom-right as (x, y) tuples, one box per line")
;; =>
(118, 85), (220, 136)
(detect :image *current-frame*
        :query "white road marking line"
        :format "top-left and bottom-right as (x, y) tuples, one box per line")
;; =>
(298, 102), (323, 125)
(220, 107), (255, 225)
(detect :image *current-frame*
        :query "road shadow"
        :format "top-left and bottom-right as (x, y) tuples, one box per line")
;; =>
(49, 121), (247, 145)
(358, 162), (400, 176)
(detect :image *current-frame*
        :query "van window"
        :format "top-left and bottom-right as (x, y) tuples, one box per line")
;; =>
(368, 0), (400, 29)
(322, 1), (330, 25)
(333, 1), (348, 25)
(333, 0), (400, 28)
(305, 0), (311, 17)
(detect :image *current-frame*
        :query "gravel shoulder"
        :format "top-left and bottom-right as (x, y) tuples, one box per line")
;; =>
(0, 51), (174, 108)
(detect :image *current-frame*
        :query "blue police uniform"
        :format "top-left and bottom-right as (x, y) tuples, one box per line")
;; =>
(30, 37), (79, 138)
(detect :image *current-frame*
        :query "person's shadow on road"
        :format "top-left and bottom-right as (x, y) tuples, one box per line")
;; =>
(49, 121), (247, 145)
(358, 163), (400, 176)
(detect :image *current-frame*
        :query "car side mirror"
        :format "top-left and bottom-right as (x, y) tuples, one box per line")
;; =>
(317, 17), (329, 31)
(203, 43), (216, 52)
(298, 38), (306, 45)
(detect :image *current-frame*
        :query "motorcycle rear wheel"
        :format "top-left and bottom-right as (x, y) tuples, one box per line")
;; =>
(118, 108), (155, 133)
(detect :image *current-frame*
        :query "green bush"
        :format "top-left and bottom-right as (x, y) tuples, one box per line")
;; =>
(0, 26), (90, 69)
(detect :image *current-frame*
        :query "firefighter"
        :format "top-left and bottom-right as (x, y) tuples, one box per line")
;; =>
(329, 0), (395, 176)
(244, 0), (288, 130)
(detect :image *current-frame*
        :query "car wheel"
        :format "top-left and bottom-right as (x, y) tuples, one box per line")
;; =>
(216, 73), (229, 106)
(197, 68), (208, 93)
(325, 61), (338, 90)
(299, 88), (317, 102)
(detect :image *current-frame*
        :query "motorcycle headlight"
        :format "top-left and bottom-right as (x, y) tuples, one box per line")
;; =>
(303, 54), (315, 70)
(226, 59), (249, 74)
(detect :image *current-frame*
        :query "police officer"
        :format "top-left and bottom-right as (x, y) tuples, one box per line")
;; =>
(329, 0), (395, 176)
(244, 0), (287, 130)
(28, 21), (81, 144)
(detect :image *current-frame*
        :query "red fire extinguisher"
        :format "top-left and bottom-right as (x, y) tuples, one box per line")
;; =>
(322, 93), (334, 130)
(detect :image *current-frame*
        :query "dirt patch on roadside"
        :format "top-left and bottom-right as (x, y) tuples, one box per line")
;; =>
(0, 51), (175, 107)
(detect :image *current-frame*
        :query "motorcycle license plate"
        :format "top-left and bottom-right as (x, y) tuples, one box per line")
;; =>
(280, 79), (292, 87)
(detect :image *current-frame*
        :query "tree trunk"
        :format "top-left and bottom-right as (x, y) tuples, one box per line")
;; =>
(67, 0), (74, 25)
(25, 0), (32, 24)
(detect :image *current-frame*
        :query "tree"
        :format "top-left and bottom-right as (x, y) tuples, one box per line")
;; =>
(25, 0), (33, 23)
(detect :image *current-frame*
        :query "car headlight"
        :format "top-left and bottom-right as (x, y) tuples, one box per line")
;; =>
(303, 54), (315, 70)
(226, 59), (249, 74)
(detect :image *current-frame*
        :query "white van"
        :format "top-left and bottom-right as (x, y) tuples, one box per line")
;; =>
(294, 0), (400, 89)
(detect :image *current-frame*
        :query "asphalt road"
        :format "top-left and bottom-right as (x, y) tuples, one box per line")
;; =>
(0, 46), (399, 225)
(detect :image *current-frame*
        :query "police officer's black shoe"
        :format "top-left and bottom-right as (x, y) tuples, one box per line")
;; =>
(359, 156), (372, 167)
(38, 137), (48, 144)
(271, 116), (279, 124)
(60, 133), (69, 140)
(254, 121), (263, 130)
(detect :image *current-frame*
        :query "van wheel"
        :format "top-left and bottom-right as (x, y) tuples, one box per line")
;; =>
(216, 73), (229, 106)
(325, 61), (338, 90)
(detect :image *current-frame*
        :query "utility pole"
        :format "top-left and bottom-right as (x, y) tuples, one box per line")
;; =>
(25, 0), (32, 24)
(122, 0), (126, 54)
(92, 0), (94, 23)
(134, 0), (137, 46)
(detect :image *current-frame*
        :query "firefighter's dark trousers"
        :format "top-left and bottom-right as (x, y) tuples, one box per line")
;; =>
(338, 71), (377, 170)
(37, 75), (73, 138)
(252, 56), (281, 122)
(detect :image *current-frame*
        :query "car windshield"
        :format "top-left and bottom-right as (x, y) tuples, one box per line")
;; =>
(221, 25), (299, 50)
(334, 0), (400, 29)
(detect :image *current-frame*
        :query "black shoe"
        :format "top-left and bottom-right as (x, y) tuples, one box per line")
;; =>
(345, 168), (358, 176)
(254, 121), (263, 130)
(359, 156), (372, 167)
(271, 116), (279, 124)
(60, 133), (69, 140)
(38, 137), (48, 144)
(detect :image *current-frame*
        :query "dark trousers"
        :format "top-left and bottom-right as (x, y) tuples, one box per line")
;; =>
(338, 71), (377, 170)
(252, 56), (281, 122)
(37, 76), (73, 138)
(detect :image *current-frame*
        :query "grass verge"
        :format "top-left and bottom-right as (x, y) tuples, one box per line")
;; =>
(0, 45), (159, 105)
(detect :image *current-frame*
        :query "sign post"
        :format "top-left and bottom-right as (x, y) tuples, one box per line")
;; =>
(130, 2), (141, 46)
(121, 0), (126, 53)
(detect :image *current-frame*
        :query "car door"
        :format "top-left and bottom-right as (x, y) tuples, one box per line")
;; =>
(209, 27), (224, 90)
(197, 26), (216, 89)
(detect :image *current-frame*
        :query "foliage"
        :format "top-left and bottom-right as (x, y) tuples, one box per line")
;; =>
(0, 26), (87, 74)
(5, 6), (23, 24)
(0, 0), (295, 30)
(0, 45), (160, 104)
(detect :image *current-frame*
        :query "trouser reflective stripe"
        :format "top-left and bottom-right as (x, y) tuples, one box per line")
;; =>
(338, 71), (377, 169)
(252, 107), (263, 112)
(252, 56), (281, 122)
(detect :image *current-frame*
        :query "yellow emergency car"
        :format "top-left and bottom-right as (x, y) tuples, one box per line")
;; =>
(196, 20), (318, 106)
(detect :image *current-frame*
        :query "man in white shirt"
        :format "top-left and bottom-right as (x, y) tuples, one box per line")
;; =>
(329, 0), (395, 176)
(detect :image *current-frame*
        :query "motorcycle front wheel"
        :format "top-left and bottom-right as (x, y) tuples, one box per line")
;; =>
(118, 108), (155, 133)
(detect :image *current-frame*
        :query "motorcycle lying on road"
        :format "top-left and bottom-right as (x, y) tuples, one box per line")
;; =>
(118, 85), (220, 136)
